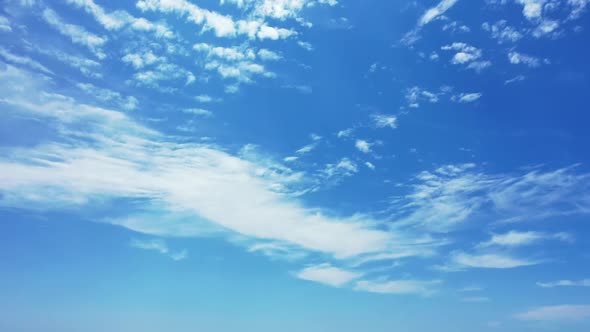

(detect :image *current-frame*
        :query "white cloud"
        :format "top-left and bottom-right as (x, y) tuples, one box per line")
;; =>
(310, 133), (322, 141)
(478, 231), (572, 248)
(442, 21), (470, 33)
(296, 143), (316, 154)
(223, 0), (336, 21)
(42, 8), (107, 59)
(296, 264), (361, 287)
(482, 20), (523, 43)
(508, 51), (542, 67)
(505, 75), (525, 85)
(0, 65), (401, 260)
(537, 279), (590, 288)
(137, 0), (295, 40)
(372, 114), (397, 129)
(0, 15), (12, 32)
(418, 0), (460, 26)
(355, 278), (440, 295)
(193, 43), (276, 82)
(297, 41), (314, 51)
(137, 0), (233, 37)
(442, 42), (482, 64)
(194, 43), (256, 61)
(532, 19), (560, 37)
(256, 24), (296, 40)
(322, 158), (358, 180)
(453, 92), (482, 103)
(365, 162), (375, 170)
(247, 242), (306, 261)
(515, 305), (590, 321)
(405, 86), (440, 108)
(355, 140), (372, 153)
(282, 84), (312, 93)
(390, 163), (590, 232)
(450, 252), (539, 269)
(66, 0), (129, 30)
(284, 156), (298, 162)
(458, 285), (484, 292)
(122, 51), (165, 69)
(337, 128), (354, 138)
(402, 0), (460, 45)
(132, 62), (196, 91)
(62, 0), (172, 39)
(0, 47), (53, 75)
(467, 60), (492, 72)
(195, 95), (217, 103)
(76, 82), (139, 110)
(441, 43), (490, 71)
(516, 0), (545, 20)
(182, 108), (213, 117)
(257, 48), (282, 61)
(568, 0), (590, 19)
(130, 238), (188, 261)
(129, 17), (174, 39)
(33, 47), (101, 78)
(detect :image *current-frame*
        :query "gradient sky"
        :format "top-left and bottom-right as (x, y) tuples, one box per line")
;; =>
(1, 0), (590, 331)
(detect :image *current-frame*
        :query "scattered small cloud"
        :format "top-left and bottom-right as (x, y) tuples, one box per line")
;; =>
(372, 114), (398, 129)
(296, 264), (361, 287)
(355, 139), (373, 153)
(453, 92), (482, 103)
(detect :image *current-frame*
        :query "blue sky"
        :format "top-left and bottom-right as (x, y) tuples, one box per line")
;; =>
(1, 0), (590, 331)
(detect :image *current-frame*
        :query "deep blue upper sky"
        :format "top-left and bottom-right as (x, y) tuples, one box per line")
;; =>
(1, 0), (590, 331)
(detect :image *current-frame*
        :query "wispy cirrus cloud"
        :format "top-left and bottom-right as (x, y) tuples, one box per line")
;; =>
(402, 0), (460, 44)
(41, 7), (107, 59)
(76, 82), (139, 110)
(390, 163), (590, 232)
(354, 278), (441, 296)
(0, 64), (413, 264)
(537, 279), (590, 288)
(447, 252), (540, 269)
(418, 0), (460, 26)
(130, 238), (188, 261)
(515, 304), (590, 321)
(0, 47), (53, 75)
(478, 231), (572, 248)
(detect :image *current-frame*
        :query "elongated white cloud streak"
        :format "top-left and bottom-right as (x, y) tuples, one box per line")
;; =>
(130, 238), (188, 261)
(0, 47), (53, 74)
(41, 8), (107, 59)
(450, 252), (539, 269)
(419, 0), (460, 26)
(296, 264), (361, 287)
(355, 279), (440, 295)
(515, 305), (590, 321)
(478, 231), (572, 248)
(537, 279), (590, 288)
(0, 64), (399, 260)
